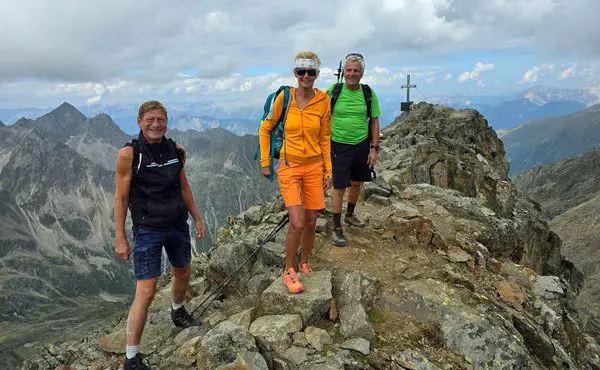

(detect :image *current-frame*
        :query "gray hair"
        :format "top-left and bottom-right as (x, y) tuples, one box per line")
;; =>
(345, 55), (365, 72)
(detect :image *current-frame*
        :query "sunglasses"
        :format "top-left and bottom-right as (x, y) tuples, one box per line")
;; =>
(295, 68), (318, 77)
(345, 53), (364, 61)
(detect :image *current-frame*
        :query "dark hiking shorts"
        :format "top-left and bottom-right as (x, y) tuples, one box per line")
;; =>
(332, 138), (372, 189)
(132, 225), (191, 280)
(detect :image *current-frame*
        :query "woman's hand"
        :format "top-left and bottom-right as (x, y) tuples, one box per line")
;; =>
(324, 177), (332, 192)
(262, 166), (271, 179)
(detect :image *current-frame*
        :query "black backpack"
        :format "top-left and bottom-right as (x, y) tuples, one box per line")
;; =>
(330, 83), (373, 141)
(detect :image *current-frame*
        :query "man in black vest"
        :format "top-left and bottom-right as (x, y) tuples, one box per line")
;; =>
(114, 101), (205, 370)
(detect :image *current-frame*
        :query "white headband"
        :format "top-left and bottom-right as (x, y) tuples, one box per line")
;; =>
(295, 58), (318, 69)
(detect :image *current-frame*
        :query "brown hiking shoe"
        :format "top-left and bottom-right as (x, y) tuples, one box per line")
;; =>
(345, 214), (366, 228)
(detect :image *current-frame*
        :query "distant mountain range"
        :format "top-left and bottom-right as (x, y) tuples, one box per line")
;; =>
(466, 98), (585, 130)
(501, 104), (600, 175)
(2, 85), (599, 134)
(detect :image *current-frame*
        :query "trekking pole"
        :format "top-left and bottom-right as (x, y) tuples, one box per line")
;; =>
(335, 60), (343, 83)
(190, 213), (289, 317)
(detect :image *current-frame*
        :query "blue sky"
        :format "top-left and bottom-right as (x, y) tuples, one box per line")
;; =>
(0, 0), (598, 120)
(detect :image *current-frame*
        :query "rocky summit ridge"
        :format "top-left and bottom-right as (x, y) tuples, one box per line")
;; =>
(18, 103), (600, 369)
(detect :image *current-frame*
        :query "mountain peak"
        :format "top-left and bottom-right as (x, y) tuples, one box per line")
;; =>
(32, 102), (87, 142)
(49, 102), (86, 120)
(13, 117), (35, 128)
(0, 120), (4, 127)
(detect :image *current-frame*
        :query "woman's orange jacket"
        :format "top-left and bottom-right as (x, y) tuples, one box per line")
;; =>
(259, 87), (332, 178)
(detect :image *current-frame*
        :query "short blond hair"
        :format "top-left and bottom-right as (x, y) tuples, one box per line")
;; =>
(294, 51), (321, 69)
(138, 100), (168, 121)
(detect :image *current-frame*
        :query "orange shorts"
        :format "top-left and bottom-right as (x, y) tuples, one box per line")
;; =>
(277, 161), (325, 210)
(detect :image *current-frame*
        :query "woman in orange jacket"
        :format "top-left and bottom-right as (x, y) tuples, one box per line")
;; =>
(259, 50), (332, 294)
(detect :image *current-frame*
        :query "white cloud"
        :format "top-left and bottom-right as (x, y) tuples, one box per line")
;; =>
(0, 0), (565, 85)
(458, 62), (495, 85)
(520, 63), (555, 83)
(373, 67), (390, 75)
(426, 76), (436, 84)
(1, 0), (597, 110)
(558, 64), (577, 80)
(535, 0), (600, 59)
(444, 73), (453, 81)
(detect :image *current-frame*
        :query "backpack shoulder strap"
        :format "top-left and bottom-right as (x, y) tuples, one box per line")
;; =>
(279, 86), (292, 127)
(361, 84), (373, 142)
(125, 139), (142, 175)
(168, 138), (186, 167)
(330, 83), (343, 112)
(361, 84), (373, 120)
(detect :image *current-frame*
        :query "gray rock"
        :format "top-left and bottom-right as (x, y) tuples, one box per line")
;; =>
(249, 315), (303, 354)
(272, 357), (292, 370)
(378, 279), (534, 369)
(283, 345), (311, 367)
(512, 313), (555, 367)
(368, 194), (393, 206)
(340, 338), (371, 355)
(242, 205), (264, 225)
(316, 218), (328, 233)
(203, 310), (227, 328)
(304, 326), (331, 351)
(534, 276), (564, 298)
(261, 270), (333, 326)
(197, 320), (258, 369)
(293, 332), (309, 348)
(393, 349), (442, 370)
(188, 276), (208, 298)
(363, 181), (395, 200)
(333, 271), (374, 340)
(582, 335), (600, 369)
(339, 303), (374, 340)
(174, 326), (203, 346)
(162, 336), (201, 368)
(257, 242), (285, 268)
(247, 273), (276, 297)
(207, 241), (252, 286)
(228, 307), (256, 329)
(216, 351), (269, 370)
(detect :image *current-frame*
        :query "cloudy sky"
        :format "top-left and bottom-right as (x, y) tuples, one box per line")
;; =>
(0, 0), (598, 118)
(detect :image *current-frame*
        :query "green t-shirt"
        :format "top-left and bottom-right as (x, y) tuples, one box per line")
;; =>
(327, 83), (381, 144)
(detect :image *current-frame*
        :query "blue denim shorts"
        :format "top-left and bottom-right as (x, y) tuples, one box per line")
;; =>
(132, 226), (191, 280)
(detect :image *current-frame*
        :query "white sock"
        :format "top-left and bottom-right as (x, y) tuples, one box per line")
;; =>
(126, 345), (140, 359)
(172, 301), (184, 310)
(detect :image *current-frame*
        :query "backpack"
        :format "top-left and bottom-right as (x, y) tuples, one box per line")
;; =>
(127, 137), (184, 176)
(254, 86), (292, 181)
(330, 83), (373, 141)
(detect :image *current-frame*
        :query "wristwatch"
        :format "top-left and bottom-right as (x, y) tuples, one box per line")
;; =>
(370, 143), (380, 152)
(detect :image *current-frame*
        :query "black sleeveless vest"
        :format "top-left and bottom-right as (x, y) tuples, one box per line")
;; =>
(126, 132), (188, 230)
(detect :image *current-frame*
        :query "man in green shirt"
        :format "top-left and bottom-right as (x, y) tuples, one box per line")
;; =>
(327, 53), (381, 247)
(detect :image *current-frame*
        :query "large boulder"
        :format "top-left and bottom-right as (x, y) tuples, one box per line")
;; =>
(261, 271), (333, 326)
(196, 321), (258, 369)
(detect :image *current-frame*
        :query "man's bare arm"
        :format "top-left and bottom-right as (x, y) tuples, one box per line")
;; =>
(115, 146), (133, 260)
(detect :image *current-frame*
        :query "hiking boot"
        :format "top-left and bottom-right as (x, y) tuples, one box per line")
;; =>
(124, 353), (151, 370)
(345, 214), (366, 228)
(298, 262), (312, 273)
(332, 227), (347, 247)
(283, 267), (304, 294)
(171, 306), (198, 328)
